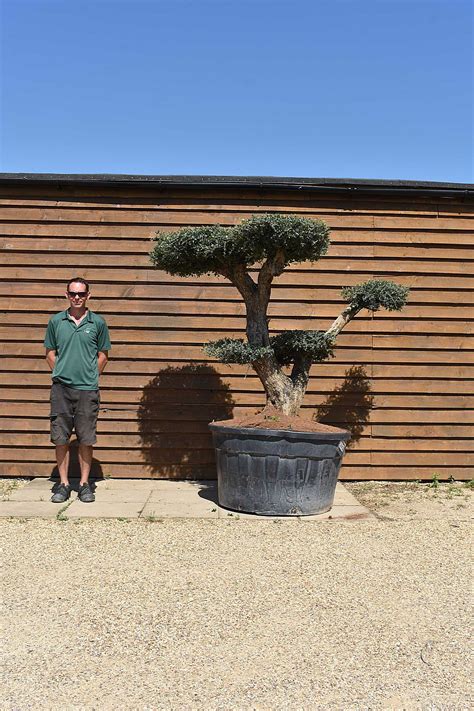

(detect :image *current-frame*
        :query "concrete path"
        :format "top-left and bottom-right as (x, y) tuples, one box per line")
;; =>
(0, 478), (373, 521)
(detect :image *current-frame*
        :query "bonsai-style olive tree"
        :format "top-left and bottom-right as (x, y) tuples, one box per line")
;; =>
(150, 214), (409, 417)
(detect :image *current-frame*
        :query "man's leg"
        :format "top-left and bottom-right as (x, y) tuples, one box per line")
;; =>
(51, 440), (72, 503)
(78, 444), (93, 485)
(50, 383), (74, 495)
(75, 390), (99, 502)
(55, 444), (70, 485)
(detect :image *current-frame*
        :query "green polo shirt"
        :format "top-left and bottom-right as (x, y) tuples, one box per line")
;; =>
(44, 310), (111, 390)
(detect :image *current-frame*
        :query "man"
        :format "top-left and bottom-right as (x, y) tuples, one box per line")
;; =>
(44, 278), (111, 503)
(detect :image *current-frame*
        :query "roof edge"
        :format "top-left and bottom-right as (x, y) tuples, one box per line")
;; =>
(0, 173), (472, 196)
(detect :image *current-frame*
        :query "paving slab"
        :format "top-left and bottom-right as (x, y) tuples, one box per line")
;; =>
(81, 488), (153, 503)
(145, 479), (217, 492)
(0, 501), (62, 518)
(94, 478), (159, 490)
(8, 486), (54, 502)
(0, 479), (371, 520)
(141, 490), (218, 519)
(299, 504), (374, 521)
(216, 506), (297, 521)
(66, 501), (145, 519)
(147, 481), (217, 501)
(16, 478), (54, 490)
(334, 482), (366, 506)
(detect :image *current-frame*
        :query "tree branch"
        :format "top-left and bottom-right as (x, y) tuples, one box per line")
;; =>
(257, 249), (286, 310)
(258, 248), (286, 287)
(225, 264), (257, 304)
(324, 304), (362, 339)
(290, 354), (312, 388)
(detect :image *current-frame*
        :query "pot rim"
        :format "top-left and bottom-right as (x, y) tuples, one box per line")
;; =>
(209, 422), (351, 441)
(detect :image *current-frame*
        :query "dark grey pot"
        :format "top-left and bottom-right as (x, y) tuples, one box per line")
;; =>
(209, 423), (351, 516)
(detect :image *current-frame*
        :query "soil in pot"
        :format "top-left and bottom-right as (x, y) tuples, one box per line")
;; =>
(213, 404), (348, 435)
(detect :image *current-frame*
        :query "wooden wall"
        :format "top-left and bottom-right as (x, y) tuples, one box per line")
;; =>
(0, 180), (472, 480)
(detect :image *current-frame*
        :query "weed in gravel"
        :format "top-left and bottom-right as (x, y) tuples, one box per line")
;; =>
(429, 473), (440, 490)
(446, 485), (464, 499)
(143, 512), (162, 522)
(464, 479), (474, 490)
(56, 504), (69, 521)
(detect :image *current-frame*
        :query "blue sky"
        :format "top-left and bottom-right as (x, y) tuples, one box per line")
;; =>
(1, 0), (472, 182)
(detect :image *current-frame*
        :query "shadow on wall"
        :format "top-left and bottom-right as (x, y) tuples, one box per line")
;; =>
(314, 365), (374, 447)
(138, 364), (235, 478)
(50, 442), (105, 480)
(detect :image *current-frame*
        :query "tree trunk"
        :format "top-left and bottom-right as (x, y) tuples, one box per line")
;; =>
(230, 263), (307, 417)
(285, 354), (312, 415)
(252, 357), (295, 413)
(243, 294), (296, 413)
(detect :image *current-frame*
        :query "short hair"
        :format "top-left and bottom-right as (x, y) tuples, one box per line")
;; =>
(67, 277), (90, 292)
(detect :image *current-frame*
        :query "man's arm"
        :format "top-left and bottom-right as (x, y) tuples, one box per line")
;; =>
(98, 351), (109, 375)
(46, 348), (56, 371)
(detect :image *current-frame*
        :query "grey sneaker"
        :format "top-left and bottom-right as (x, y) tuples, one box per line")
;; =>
(51, 483), (71, 503)
(78, 483), (95, 503)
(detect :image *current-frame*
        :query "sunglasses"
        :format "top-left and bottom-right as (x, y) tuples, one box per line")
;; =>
(68, 291), (88, 298)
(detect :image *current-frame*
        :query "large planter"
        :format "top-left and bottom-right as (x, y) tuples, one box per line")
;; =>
(209, 423), (351, 516)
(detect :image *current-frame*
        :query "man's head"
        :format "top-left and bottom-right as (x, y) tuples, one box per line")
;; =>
(66, 277), (90, 308)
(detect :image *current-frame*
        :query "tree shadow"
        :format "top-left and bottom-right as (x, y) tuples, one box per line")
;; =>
(138, 364), (235, 478)
(313, 365), (374, 447)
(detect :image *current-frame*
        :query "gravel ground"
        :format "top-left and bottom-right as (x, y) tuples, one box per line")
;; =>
(0, 478), (29, 500)
(1, 496), (472, 710)
(345, 481), (472, 522)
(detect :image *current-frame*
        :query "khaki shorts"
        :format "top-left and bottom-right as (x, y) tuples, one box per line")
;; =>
(50, 381), (100, 445)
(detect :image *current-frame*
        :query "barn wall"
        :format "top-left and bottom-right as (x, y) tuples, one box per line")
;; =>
(0, 181), (472, 480)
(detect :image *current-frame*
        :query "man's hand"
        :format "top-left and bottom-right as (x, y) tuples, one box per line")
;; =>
(46, 349), (56, 371)
(98, 351), (109, 375)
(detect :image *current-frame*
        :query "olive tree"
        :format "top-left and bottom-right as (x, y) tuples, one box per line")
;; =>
(150, 214), (409, 416)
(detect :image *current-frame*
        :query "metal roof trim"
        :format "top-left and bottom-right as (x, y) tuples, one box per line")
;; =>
(0, 173), (472, 196)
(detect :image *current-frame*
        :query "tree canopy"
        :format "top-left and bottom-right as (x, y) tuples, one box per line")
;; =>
(341, 279), (409, 312)
(150, 212), (410, 415)
(150, 213), (331, 277)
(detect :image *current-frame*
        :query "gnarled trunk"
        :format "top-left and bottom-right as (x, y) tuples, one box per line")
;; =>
(230, 261), (312, 417)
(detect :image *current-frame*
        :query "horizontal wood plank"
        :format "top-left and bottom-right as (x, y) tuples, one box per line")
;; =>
(1, 432), (472, 453)
(2, 254), (473, 275)
(0, 463), (470, 481)
(2, 237), (473, 262)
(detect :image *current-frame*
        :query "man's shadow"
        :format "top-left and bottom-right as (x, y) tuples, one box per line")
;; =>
(49, 443), (104, 493)
(138, 364), (235, 496)
(314, 365), (374, 447)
